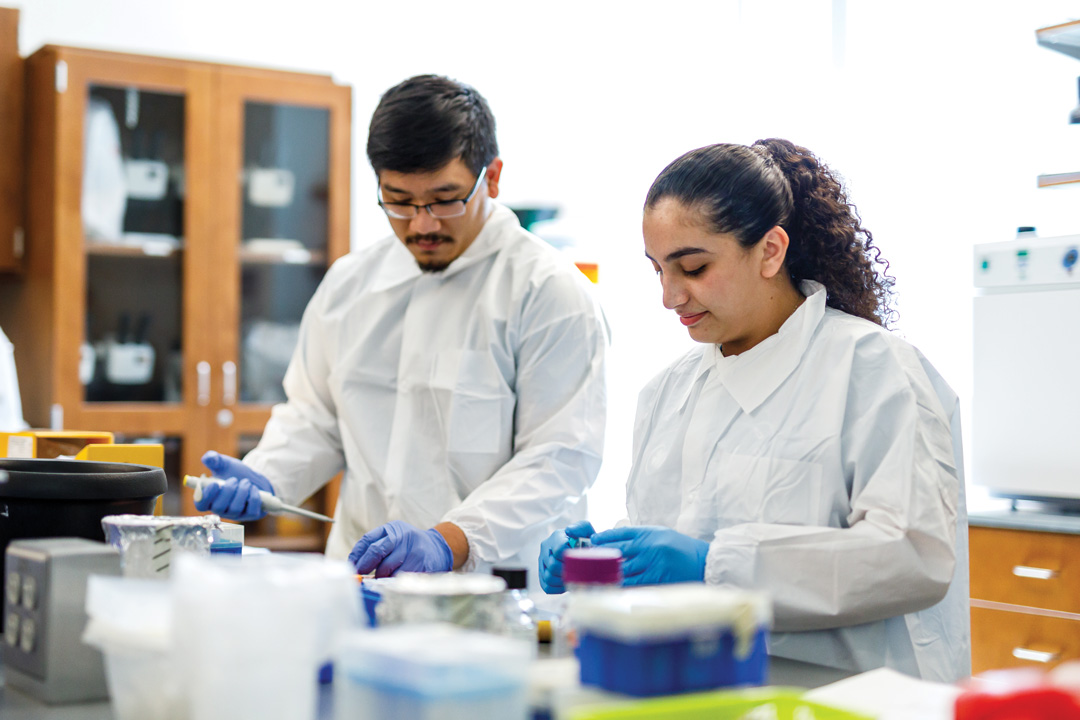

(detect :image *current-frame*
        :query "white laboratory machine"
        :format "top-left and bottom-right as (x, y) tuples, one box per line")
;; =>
(972, 232), (1080, 506)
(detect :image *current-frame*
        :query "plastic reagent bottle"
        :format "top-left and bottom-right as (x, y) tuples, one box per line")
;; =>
(563, 548), (623, 591)
(492, 567), (538, 650)
(558, 547), (623, 657)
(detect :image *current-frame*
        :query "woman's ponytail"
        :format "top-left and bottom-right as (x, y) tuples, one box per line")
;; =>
(751, 138), (895, 326)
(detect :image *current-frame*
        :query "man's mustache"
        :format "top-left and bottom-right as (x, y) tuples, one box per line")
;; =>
(405, 234), (453, 245)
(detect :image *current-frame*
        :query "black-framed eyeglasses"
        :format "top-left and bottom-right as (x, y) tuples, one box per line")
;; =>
(377, 166), (488, 220)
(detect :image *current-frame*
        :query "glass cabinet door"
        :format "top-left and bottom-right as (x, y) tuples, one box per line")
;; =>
(81, 85), (187, 404)
(237, 101), (331, 404)
(204, 69), (348, 493)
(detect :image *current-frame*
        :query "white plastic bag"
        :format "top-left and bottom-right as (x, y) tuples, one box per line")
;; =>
(82, 98), (127, 241)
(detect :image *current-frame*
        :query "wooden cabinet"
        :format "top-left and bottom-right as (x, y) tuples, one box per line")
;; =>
(0, 7), (23, 273)
(969, 525), (1080, 673)
(0, 45), (350, 549)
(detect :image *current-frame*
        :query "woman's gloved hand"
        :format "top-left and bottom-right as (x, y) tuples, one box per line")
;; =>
(348, 520), (453, 577)
(590, 526), (709, 586)
(195, 451), (275, 522)
(538, 520), (595, 594)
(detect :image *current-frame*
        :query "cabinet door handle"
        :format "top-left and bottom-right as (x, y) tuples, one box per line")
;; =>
(197, 362), (211, 406)
(222, 361), (237, 406)
(1013, 565), (1057, 580)
(1012, 647), (1059, 664)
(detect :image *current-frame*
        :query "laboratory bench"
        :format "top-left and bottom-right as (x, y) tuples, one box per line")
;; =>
(0, 654), (852, 719)
(969, 507), (1080, 535)
(0, 660), (336, 719)
(968, 507), (1080, 674)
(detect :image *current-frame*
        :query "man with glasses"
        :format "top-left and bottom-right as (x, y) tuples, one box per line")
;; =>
(195, 75), (608, 586)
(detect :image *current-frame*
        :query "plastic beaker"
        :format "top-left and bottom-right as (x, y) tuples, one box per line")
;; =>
(171, 552), (360, 720)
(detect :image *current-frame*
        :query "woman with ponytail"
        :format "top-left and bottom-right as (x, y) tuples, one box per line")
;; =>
(539, 139), (969, 682)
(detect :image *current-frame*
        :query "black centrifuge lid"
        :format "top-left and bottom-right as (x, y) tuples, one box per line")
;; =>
(0, 458), (167, 500)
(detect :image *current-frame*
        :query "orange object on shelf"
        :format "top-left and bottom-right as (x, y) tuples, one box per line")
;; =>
(575, 261), (599, 284)
(0, 430), (115, 459)
(74, 442), (164, 468)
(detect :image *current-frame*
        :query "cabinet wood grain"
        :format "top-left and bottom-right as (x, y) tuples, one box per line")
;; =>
(971, 605), (1080, 674)
(969, 525), (1080, 673)
(0, 7), (23, 272)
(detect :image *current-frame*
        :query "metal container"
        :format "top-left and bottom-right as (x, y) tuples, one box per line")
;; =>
(101, 514), (220, 578)
(374, 572), (507, 633)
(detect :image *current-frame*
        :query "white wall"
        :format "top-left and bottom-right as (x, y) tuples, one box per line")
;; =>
(15, 0), (1080, 527)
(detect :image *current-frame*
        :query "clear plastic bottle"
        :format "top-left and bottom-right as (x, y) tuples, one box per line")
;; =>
(555, 547), (623, 658)
(492, 567), (538, 653)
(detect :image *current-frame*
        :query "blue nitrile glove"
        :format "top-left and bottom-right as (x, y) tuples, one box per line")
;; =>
(195, 450), (275, 522)
(348, 520), (453, 577)
(538, 520), (595, 594)
(590, 526), (709, 586)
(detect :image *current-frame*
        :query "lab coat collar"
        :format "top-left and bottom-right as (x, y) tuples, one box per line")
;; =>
(370, 203), (519, 293)
(714, 280), (827, 413)
(672, 344), (719, 415)
(676, 281), (827, 414)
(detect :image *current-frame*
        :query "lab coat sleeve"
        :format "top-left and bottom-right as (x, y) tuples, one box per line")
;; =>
(704, 340), (959, 632)
(243, 267), (345, 506)
(441, 271), (608, 568)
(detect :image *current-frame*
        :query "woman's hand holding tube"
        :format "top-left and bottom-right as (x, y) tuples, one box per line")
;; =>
(590, 526), (709, 585)
(538, 520), (595, 594)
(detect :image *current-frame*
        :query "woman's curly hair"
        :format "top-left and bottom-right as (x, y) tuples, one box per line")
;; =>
(644, 139), (896, 327)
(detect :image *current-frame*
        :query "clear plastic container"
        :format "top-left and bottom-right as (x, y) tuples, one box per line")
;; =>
(172, 552), (360, 720)
(571, 584), (772, 697)
(334, 624), (532, 720)
(492, 567), (538, 651)
(100, 514), (220, 578)
(210, 520), (244, 554)
(82, 576), (180, 720)
(374, 572), (507, 633)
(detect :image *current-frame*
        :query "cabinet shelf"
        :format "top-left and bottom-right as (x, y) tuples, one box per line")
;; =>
(1037, 171), (1080, 188)
(239, 245), (326, 266)
(1037, 19), (1080, 61)
(86, 238), (183, 258)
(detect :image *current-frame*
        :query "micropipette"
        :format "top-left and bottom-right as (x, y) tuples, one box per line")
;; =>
(183, 474), (335, 523)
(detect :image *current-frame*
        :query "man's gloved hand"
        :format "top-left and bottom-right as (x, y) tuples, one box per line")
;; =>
(195, 451), (275, 522)
(348, 521), (453, 577)
(538, 520), (595, 594)
(590, 526), (709, 586)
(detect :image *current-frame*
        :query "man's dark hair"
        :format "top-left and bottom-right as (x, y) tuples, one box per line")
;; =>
(366, 75), (498, 176)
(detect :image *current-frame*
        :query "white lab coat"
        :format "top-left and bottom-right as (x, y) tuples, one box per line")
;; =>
(626, 281), (970, 682)
(0, 326), (28, 432)
(245, 204), (608, 582)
